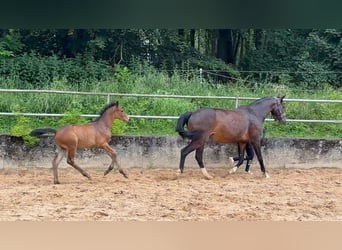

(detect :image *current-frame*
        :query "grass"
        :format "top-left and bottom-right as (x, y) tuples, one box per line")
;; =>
(0, 67), (341, 140)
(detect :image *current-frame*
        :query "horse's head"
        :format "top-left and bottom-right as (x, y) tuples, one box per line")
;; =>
(271, 96), (286, 124)
(112, 101), (130, 122)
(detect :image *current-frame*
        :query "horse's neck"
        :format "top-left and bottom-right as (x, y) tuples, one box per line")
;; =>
(249, 99), (275, 121)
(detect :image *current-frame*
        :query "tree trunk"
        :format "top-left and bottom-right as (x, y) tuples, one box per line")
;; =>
(255, 29), (265, 49)
(217, 29), (234, 64)
(190, 29), (195, 48)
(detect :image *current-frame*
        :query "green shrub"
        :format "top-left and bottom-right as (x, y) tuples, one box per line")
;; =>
(10, 115), (39, 145)
(57, 111), (89, 128)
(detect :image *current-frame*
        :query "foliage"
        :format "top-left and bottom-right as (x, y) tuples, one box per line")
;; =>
(0, 54), (114, 88)
(1, 63), (341, 140)
(112, 120), (127, 135)
(56, 110), (88, 128)
(10, 115), (39, 145)
(9, 104), (39, 145)
(1, 28), (341, 88)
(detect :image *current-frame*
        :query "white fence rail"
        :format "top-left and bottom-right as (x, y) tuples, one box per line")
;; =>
(1, 88), (342, 124)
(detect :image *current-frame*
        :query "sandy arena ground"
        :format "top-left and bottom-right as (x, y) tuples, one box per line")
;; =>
(0, 166), (341, 221)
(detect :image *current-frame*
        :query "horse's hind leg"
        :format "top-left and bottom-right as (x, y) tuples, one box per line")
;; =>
(102, 143), (128, 178)
(195, 145), (213, 180)
(179, 139), (201, 174)
(66, 147), (92, 180)
(52, 146), (65, 184)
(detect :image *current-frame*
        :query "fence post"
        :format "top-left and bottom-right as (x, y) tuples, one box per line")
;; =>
(199, 68), (203, 83)
(235, 97), (239, 108)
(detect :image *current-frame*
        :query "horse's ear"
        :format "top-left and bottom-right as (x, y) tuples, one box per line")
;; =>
(280, 95), (285, 102)
(116, 101), (119, 106)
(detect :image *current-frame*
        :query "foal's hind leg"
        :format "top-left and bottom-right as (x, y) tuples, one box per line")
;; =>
(66, 147), (92, 180)
(102, 143), (128, 178)
(52, 146), (65, 184)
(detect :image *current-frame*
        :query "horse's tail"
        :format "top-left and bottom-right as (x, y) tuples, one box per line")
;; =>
(176, 111), (199, 140)
(30, 128), (57, 137)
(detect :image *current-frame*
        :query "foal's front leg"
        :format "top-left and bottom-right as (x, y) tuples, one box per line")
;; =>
(102, 143), (128, 178)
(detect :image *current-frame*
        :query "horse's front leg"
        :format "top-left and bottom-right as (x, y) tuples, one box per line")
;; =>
(250, 141), (269, 178)
(102, 143), (128, 178)
(229, 143), (246, 174)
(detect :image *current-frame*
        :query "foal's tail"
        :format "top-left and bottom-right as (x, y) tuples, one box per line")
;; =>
(176, 111), (199, 140)
(30, 128), (57, 137)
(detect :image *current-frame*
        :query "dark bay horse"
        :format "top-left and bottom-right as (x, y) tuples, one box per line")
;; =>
(176, 96), (286, 179)
(30, 101), (129, 184)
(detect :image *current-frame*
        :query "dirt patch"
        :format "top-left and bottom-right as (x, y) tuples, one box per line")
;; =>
(0, 166), (341, 221)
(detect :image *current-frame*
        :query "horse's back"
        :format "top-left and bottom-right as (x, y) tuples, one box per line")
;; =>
(187, 108), (248, 142)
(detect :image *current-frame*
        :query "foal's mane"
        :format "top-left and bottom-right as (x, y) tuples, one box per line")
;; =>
(95, 101), (118, 121)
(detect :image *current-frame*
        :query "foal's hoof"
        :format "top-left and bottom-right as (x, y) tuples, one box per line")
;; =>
(119, 169), (128, 178)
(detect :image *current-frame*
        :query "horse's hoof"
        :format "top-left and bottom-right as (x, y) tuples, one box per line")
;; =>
(201, 168), (213, 180)
(229, 166), (238, 174)
(264, 172), (270, 178)
(227, 157), (234, 167)
(204, 175), (213, 180)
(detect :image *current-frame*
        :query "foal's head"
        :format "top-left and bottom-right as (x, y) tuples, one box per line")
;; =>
(271, 96), (286, 124)
(112, 101), (130, 122)
(98, 101), (130, 123)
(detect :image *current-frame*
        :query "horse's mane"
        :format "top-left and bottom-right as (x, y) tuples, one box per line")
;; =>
(237, 97), (276, 111)
(250, 97), (275, 105)
(95, 101), (118, 121)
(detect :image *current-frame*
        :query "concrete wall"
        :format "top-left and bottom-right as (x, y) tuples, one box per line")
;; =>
(0, 135), (341, 169)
